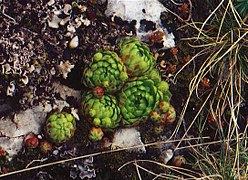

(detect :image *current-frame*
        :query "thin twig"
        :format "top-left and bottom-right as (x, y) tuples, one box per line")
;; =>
(25, 158), (48, 168)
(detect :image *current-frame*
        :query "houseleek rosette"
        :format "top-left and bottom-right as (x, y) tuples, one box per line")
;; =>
(45, 112), (76, 144)
(150, 101), (176, 124)
(83, 50), (128, 92)
(89, 127), (104, 141)
(81, 93), (121, 129)
(118, 77), (163, 125)
(119, 37), (156, 77)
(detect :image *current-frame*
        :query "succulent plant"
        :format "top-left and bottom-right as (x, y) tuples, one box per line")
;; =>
(158, 82), (172, 101)
(153, 125), (164, 135)
(158, 100), (170, 113)
(150, 110), (161, 122)
(172, 155), (186, 167)
(24, 133), (39, 149)
(45, 112), (76, 144)
(93, 86), (105, 98)
(119, 37), (156, 77)
(146, 68), (172, 101)
(118, 77), (164, 125)
(80, 38), (176, 138)
(25, 136), (39, 149)
(89, 127), (104, 141)
(83, 51), (128, 92)
(146, 68), (162, 83)
(40, 140), (53, 154)
(0, 147), (8, 157)
(150, 102), (176, 127)
(81, 93), (121, 129)
(159, 105), (176, 124)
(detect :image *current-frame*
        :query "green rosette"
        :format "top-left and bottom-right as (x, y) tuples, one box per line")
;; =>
(119, 37), (156, 77)
(118, 77), (164, 125)
(83, 50), (128, 92)
(143, 68), (172, 101)
(45, 112), (76, 144)
(81, 93), (121, 129)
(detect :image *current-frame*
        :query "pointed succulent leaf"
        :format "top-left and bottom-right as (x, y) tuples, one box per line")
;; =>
(93, 118), (101, 126)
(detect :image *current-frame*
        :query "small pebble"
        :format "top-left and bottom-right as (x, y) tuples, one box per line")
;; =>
(69, 36), (79, 49)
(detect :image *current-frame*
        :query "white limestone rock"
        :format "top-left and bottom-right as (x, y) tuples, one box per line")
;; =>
(105, 0), (175, 48)
(111, 128), (146, 153)
(0, 104), (50, 158)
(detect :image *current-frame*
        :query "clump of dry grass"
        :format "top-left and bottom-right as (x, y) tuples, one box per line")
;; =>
(169, 0), (248, 179)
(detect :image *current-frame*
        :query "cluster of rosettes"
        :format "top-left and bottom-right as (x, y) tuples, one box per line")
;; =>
(81, 37), (176, 141)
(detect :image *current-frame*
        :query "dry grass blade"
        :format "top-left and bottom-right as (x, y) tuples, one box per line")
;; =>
(197, 0), (224, 39)
(175, 137), (248, 151)
(134, 160), (143, 180)
(119, 159), (202, 179)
